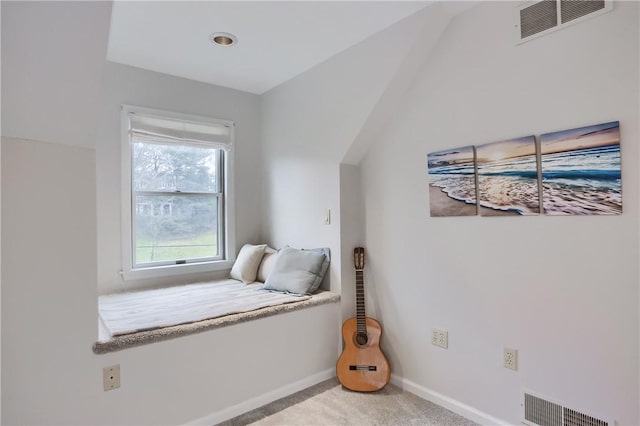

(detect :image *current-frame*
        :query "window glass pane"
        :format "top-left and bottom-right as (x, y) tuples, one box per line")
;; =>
(133, 141), (219, 193)
(134, 195), (219, 265)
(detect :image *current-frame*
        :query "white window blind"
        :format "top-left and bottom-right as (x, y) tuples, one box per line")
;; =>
(128, 112), (233, 149)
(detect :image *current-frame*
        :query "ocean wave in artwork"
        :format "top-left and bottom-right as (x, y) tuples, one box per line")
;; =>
(477, 154), (540, 215)
(427, 146), (478, 216)
(541, 144), (621, 215)
(541, 183), (621, 215)
(477, 175), (540, 215)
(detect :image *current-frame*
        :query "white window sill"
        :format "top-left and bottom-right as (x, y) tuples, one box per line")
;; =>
(121, 259), (234, 281)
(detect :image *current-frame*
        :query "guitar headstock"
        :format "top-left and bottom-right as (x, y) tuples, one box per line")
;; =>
(353, 247), (365, 271)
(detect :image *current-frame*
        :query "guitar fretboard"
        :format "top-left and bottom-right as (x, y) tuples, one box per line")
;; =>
(355, 269), (366, 336)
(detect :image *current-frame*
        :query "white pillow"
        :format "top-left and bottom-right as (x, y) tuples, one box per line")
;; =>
(229, 244), (267, 284)
(256, 247), (278, 282)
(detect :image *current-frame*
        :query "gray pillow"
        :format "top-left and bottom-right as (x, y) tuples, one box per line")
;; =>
(263, 247), (330, 295)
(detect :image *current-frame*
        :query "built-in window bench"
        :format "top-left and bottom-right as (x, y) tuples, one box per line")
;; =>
(93, 279), (340, 354)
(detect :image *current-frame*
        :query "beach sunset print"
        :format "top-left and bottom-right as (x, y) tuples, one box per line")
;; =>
(427, 146), (477, 217)
(476, 136), (540, 216)
(540, 121), (621, 215)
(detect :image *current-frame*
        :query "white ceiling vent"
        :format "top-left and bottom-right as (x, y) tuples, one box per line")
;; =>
(523, 391), (614, 426)
(515, 0), (613, 44)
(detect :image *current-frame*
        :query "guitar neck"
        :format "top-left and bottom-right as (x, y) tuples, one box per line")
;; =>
(355, 269), (366, 334)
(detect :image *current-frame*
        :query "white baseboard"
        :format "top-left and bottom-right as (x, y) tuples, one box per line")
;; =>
(390, 374), (511, 426)
(184, 368), (335, 426)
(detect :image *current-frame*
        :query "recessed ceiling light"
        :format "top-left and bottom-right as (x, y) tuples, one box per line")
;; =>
(210, 32), (237, 47)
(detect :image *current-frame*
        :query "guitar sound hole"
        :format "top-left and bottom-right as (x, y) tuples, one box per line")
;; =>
(356, 333), (368, 346)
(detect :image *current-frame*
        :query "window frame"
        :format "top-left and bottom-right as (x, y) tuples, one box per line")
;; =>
(120, 105), (236, 281)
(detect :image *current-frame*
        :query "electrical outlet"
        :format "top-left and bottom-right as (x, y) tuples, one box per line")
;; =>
(504, 348), (518, 371)
(103, 365), (120, 391)
(431, 328), (448, 349)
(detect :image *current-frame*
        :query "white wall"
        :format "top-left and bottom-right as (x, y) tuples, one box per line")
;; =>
(1, 4), (110, 423)
(0, 6), (3, 419)
(1, 2), (339, 425)
(339, 164), (365, 320)
(360, 2), (639, 424)
(0, 138), (2, 424)
(0, 1), (111, 148)
(96, 62), (262, 294)
(260, 5), (453, 302)
(1, 138), (100, 424)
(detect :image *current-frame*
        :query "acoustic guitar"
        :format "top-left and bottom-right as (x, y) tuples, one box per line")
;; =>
(336, 247), (390, 392)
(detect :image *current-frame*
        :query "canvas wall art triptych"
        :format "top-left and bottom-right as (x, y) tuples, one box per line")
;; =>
(427, 121), (622, 217)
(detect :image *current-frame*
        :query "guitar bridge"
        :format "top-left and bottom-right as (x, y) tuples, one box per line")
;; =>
(349, 365), (377, 371)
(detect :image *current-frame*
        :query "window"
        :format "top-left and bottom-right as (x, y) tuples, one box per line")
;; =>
(121, 105), (235, 280)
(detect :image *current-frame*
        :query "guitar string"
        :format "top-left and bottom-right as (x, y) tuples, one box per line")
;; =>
(356, 269), (367, 336)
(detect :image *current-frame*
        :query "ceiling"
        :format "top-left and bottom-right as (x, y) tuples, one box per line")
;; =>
(106, 1), (433, 95)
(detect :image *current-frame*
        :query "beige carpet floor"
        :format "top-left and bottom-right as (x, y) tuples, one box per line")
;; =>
(218, 378), (479, 426)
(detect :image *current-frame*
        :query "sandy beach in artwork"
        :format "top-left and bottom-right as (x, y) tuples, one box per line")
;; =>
(429, 185), (518, 217)
(429, 185), (476, 216)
